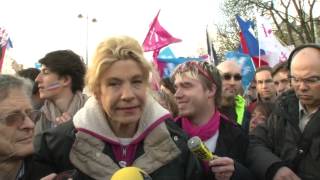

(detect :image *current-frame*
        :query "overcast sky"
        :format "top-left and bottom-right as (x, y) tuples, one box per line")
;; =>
(0, 0), (222, 69)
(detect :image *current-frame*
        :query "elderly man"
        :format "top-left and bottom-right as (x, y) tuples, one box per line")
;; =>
(217, 60), (248, 126)
(247, 44), (320, 180)
(0, 75), (37, 179)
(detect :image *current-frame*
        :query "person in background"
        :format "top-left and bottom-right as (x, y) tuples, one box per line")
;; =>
(0, 75), (37, 180)
(217, 60), (249, 126)
(160, 77), (176, 95)
(172, 61), (254, 180)
(272, 61), (291, 96)
(255, 66), (277, 103)
(31, 36), (204, 180)
(154, 89), (179, 118)
(155, 77), (179, 117)
(34, 50), (88, 134)
(245, 80), (257, 107)
(247, 44), (320, 180)
(248, 102), (274, 133)
(248, 66), (277, 114)
(17, 68), (44, 110)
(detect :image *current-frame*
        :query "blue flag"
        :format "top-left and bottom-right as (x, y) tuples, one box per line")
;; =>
(157, 56), (205, 78)
(236, 15), (265, 57)
(225, 51), (256, 92)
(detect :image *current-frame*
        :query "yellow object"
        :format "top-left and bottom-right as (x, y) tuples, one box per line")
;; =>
(188, 136), (217, 161)
(111, 167), (151, 180)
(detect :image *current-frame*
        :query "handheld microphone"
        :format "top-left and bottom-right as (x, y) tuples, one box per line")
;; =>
(111, 167), (152, 180)
(187, 136), (217, 161)
(45, 81), (62, 90)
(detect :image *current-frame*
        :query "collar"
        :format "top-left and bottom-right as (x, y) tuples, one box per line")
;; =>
(299, 101), (319, 118)
(73, 94), (171, 144)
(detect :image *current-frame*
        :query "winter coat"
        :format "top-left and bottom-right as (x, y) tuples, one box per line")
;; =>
(31, 96), (204, 180)
(247, 90), (320, 180)
(176, 114), (255, 180)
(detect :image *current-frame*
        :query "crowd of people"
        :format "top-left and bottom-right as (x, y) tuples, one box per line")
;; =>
(0, 35), (319, 180)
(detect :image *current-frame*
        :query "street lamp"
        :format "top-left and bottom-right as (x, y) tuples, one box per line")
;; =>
(78, 14), (97, 65)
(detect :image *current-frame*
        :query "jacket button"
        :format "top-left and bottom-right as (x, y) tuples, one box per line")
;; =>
(298, 149), (304, 154)
(173, 136), (179, 141)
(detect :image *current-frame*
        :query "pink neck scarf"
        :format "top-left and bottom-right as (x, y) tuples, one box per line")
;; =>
(181, 110), (221, 141)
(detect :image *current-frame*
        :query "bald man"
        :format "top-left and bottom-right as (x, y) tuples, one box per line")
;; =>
(247, 44), (320, 180)
(217, 61), (248, 126)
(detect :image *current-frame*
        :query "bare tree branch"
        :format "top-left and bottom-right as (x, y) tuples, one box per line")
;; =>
(308, 0), (317, 42)
(216, 0), (318, 54)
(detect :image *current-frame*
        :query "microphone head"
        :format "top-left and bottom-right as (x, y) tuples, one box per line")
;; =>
(111, 167), (152, 180)
(187, 136), (214, 161)
(187, 136), (202, 149)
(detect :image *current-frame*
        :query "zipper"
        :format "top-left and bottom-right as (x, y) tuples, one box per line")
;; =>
(118, 146), (128, 167)
(122, 145), (127, 159)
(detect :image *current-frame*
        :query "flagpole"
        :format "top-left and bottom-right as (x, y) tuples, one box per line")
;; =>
(257, 16), (261, 67)
(206, 25), (213, 64)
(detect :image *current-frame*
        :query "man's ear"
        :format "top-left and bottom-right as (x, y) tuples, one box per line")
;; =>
(207, 83), (216, 98)
(61, 75), (71, 86)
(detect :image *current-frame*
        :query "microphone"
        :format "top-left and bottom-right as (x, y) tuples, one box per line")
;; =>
(44, 81), (62, 91)
(111, 167), (152, 180)
(187, 136), (217, 161)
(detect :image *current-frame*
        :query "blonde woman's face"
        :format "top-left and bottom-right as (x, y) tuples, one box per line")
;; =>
(97, 60), (148, 125)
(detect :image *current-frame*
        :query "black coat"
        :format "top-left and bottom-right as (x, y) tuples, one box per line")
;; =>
(176, 116), (255, 180)
(247, 90), (320, 180)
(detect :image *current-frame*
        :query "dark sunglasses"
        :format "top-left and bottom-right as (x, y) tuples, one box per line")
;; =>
(222, 73), (242, 81)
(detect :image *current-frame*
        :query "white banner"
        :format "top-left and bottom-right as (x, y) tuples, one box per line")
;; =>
(256, 16), (292, 67)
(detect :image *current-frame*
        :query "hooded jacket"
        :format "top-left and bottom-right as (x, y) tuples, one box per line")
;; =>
(32, 95), (204, 180)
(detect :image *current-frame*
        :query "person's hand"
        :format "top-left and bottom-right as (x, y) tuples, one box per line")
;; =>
(209, 157), (234, 180)
(273, 167), (301, 180)
(40, 173), (57, 180)
(56, 112), (71, 124)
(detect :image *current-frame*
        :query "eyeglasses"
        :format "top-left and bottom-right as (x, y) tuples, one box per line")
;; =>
(222, 73), (242, 81)
(289, 76), (320, 86)
(0, 110), (40, 126)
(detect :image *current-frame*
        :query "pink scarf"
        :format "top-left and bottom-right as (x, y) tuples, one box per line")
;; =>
(181, 110), (221, 141)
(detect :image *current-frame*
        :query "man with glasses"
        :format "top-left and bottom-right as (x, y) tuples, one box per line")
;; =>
(0, 74), (38, 179)
(217, 60), (249, 127)
(247, 44), (320, 180)
(272, 61), (291, 96)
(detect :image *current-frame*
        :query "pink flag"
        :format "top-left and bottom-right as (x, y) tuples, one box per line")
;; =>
(142, 10), (182, 52)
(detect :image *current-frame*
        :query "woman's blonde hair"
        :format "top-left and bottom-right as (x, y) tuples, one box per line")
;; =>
(86, 36), (152, 96)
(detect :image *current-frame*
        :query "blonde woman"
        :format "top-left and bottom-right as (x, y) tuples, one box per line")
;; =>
(32, 36), (204, 180)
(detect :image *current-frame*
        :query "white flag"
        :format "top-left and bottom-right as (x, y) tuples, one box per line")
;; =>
(256, 16), (292, 67)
